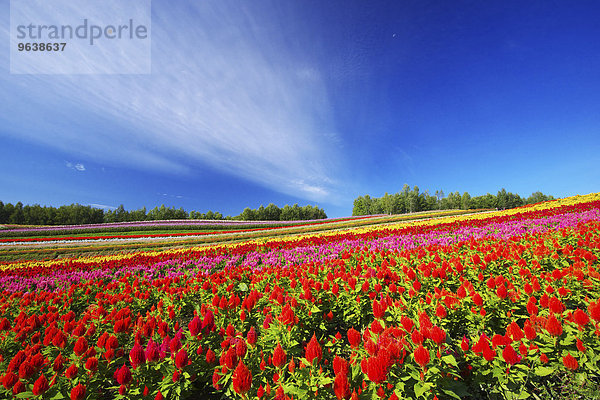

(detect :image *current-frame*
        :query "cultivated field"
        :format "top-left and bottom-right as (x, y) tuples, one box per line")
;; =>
(0, 195), (599, 399)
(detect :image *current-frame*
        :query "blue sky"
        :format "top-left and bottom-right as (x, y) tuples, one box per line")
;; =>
(1, 1), (599, 218)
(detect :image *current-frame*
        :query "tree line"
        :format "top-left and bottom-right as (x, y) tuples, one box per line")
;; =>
(0, 201), (327, 226)
(352, 184), (554, 216)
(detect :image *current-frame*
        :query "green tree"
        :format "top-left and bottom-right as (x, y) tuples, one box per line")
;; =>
(264, 203), (281, 220)
(240, 207), (256, 221)
(461, 192), (471, 210)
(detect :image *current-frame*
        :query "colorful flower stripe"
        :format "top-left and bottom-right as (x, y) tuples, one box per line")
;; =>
(1, 216), (376, 234)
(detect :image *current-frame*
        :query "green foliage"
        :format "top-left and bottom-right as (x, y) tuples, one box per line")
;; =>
(352, 186), (554, 216)
(0, 201), (327, 226)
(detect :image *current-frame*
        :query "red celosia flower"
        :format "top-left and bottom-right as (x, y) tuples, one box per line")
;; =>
(519, 342), (528, 356)
(272, 343), (287, 368)
(371, 319), (384, 334)
(53, 354), (65, 372)
(333, 356), (349, 376)
(413, 344), (430, 367)
(429, 326), (446, 346)
(236, 340), (247, 358)
(472, 293), (483, 307)
(563, 353), (578, 370)
(506, 322), (524, 341)
(347, 328), (361, 348)
(411, 329), (424, 345)
(18, 362), (35, 380)
(401, 316), (414, 332)
(257, 385), (265, 398)
(435, 304), (447, 318)
(202, 310), (215, 333)
(145, 340), (160, 362)
(130, 343), (146, 368)
(2, 372), (18, 390)
(502, 345), (521, 365)
(549, 297), (564, 314)
(12, 380), (25, 395)
(206, 348), (216, 364)
(31, 353), (44, 370)
(373, 299), (387, 319)
(175, 349), (189, 369)
(413, 280), (422, 291)
(155, 390), (164, 400)
(588, 301), (600, 321)
(540, 353), (549, 364)
(70, 383), (86, 400)
(576, 338), (586, 353)
(189, 316), (202, 336)
(483, 345), (495, 361)
(0, 318), (10, 331)
(105, 335), (119, 350)
(116, 364), (132, 385)
(305, 333), (322, 364)
(85, 357), (98, 372)
(363, 348), (392, 383)
(496, 285), (508, 299)
(461, 336), (469, 352)
(334, 373), (351, 399)
(524, 321), (536, 340)
(65, 364), (78, 379)
(226, 324), (236, 337)
(32, 374), (49, 396)
(73, 336), (88, 357)
(278, 303), (296, 325)
(232, 361), (252, 395)
(492, 334), (508, 348)
(572, 309), (590, 327)
(169, 336), (182, 353)
(545, 315), (563, 337)
(247, 327), (257, 345)
(222, 346), (238, 370)
(53, 331), (67, 348)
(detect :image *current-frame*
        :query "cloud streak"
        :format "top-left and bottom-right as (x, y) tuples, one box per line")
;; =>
(65, 161), (86, 171)
(1, 1), (342, 201)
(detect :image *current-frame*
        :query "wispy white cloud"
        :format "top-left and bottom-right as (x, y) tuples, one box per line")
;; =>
(65, 161), (86, 172)
(1, 1), (343, 201)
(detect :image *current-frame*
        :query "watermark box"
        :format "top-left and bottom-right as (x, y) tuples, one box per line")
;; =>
(10, 0), (151, 74)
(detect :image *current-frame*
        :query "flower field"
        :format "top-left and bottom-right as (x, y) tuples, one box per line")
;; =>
(1, 194), (600, 399)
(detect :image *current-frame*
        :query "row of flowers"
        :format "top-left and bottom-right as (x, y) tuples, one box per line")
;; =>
(0, 194), (598, 399)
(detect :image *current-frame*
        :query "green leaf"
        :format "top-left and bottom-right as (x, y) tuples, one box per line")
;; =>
(442, 354), (458, 367)
(414, 381), (432, 398)
(238, 282), (249, 292)
(284, 385), (308, 398)
(517, 391), (531, 399)
(16, 393), (34, 399)
(534, 366), (554, 377)
(442, 389), (462, 400)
